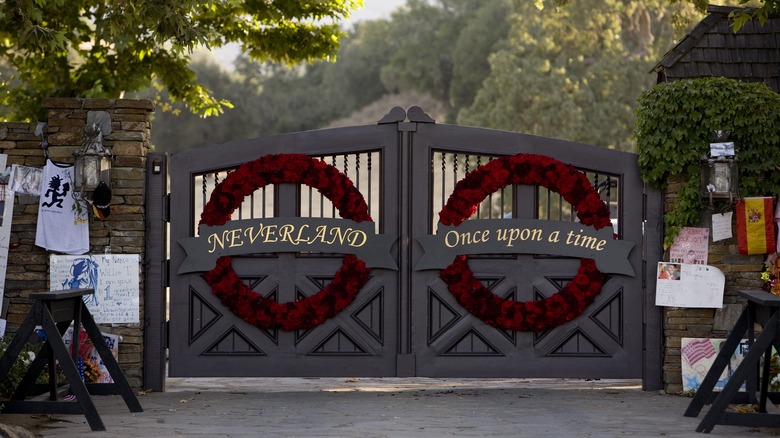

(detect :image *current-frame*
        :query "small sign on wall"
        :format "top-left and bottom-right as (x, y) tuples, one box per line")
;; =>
(682, 337), (747, 392)
(655, 262), (724, 308)
(50, 254), (140, 324)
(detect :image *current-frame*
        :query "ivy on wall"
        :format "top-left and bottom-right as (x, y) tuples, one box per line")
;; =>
(636, 77), (780, 248)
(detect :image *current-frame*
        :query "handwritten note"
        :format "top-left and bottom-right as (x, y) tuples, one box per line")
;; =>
(655, 263), (724, 308)
(50, 254), (140, 323)
(670, 227), (709, 264)
(711, 212), (733, 242)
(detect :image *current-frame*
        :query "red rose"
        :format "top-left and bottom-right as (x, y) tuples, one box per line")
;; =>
(200, 154), (371, 331)
(438, 153), (608, 332)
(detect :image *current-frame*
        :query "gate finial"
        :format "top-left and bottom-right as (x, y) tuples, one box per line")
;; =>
(377, 106), (436, 124)
(407, 106), (435, 123)
(378, 107), (406, 124)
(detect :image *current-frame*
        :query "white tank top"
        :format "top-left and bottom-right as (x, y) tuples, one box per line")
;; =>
(35, 159), (89, 255)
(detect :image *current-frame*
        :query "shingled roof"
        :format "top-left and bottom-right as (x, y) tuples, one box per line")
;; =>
(652, 5), (780, 93)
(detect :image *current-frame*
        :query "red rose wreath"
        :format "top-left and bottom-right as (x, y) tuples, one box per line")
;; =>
(438, 154), (611, 332)
(200, 154), (371, 331)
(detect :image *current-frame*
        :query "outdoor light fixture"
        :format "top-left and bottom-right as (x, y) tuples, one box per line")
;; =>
(74, 111), (113, 192)
(700, 130), (738, 207)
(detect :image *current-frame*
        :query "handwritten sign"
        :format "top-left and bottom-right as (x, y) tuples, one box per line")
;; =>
(655, 263), (724, 308)
(711, 212), (733, 242)
(177, 217), (397, 274)
(50, 254), (140, 323)
(670, 227), (709, 264)
(416, 218), (635, 276)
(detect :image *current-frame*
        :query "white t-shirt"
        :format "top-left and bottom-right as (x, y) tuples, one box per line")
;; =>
(35, 159), (89, 255)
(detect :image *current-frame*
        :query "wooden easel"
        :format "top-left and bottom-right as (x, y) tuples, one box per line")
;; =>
(685, 290), (780, 433)
(0, 288), (142, 431)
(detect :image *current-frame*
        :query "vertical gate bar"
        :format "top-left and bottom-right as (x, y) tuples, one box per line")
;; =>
(356, 153), (361, 192)
(453, 153), (458, 197)
(201, 174), (208, 227)
(368, 152), (373, 223)
(262, 186), (267, 217)
(440, 152), (446, 223)
(398, 123), (412, 375)
(331, 155), (337, 217)
(476, 156), (482, 218)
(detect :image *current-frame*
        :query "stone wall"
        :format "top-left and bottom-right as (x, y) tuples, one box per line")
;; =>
(661, 174), (765, 394)
(0, 98), (153, 389)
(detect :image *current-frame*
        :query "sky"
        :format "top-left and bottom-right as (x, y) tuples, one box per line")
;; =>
(210, 0), (406, 68)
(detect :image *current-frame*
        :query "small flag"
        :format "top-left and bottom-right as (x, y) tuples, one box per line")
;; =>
(682, 338), (716, 367)
(736, 197), (776, 255)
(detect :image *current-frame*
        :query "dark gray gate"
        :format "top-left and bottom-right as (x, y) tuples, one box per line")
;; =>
(149, 107), (663, 389)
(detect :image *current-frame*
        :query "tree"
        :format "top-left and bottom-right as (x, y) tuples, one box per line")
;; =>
(0, 0), (363, 121)
(548, 0), (778, 29)
(379, 0), (512, 121)
(457, 0), (703, 151)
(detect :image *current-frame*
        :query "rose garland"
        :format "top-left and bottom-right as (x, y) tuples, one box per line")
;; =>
(200, 154), (371, 331)
(438, 154), (611, 332)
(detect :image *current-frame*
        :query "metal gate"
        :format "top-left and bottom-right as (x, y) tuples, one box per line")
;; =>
(149, 107), (663, 388)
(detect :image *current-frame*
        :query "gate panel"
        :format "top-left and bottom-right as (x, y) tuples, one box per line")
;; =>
(408, 123), (649, 378)
(161, 109), (661, 382)
(168, 124), (402, 377)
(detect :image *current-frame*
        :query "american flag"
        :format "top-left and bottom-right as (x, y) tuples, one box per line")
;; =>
(682, 338), (716, 367)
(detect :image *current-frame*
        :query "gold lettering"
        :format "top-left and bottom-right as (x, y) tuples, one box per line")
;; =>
(228, 229), (243, 248)
(579, 236), (599, 250)
(263, 225), (278, 242)
(312, 225), (327, 243)
(295, 224), (310, 245)
(348, 230), (367, 247)
(548, 230), (560, 243)
(565, 229), (606, 250)
(444, 230), (460, 248)
(207, 232), (226, 253)
(244, 223), (264, 244)
(328, 227), (349, 245)
(279, 224), (295, 244)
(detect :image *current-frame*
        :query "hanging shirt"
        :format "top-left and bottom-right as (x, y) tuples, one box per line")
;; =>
(35, 159), (89, 255)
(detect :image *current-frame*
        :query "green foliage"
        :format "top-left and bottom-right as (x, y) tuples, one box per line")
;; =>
(636, 77), (780, 247)
(457, 0), (701, 151)
(0, 0), (362, 121)
(0, 337), (40, 400)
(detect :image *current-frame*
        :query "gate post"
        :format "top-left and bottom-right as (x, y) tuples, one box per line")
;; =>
(144, 152), (167, 391)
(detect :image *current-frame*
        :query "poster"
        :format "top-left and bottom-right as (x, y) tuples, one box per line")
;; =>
(50, 254), (140, 324)
(62, 326), (119, 383)
(669, 227), (709, 264)
(681, 337), (748, 392)
(0, 154), (14, 313)
(655, 262), (724, 308)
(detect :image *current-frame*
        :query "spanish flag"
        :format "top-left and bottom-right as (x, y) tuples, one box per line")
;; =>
(736, 197), (776, 255)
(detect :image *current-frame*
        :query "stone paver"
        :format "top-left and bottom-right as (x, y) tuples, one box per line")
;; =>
(3, 378), (779, 437)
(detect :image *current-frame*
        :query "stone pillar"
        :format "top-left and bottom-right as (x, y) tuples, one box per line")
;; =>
(0, 98), (154, 389)
(661, 174), (764, 394)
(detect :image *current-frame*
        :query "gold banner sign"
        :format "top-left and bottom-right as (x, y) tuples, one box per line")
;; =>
(177, 218), (397, 274)
(416, 219), (635, 277)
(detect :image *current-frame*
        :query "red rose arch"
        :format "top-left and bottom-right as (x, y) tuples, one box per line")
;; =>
(438, 153), (611, 332)
(199, 154), (371, 331)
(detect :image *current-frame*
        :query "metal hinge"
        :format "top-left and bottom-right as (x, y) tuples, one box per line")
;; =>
(163, 193), (171, 223)
(163, 320), (170, 349)
(162, 259), (170, 288)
